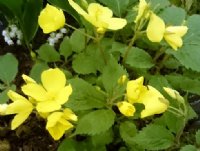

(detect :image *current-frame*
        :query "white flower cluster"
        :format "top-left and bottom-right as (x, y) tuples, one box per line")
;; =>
(2, 24), (23, 45)
(0, 103), (8, 115)
(47, 28), (67, 46)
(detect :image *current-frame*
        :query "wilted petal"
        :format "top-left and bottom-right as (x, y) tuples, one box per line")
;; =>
(147, 13), (165, 42)
(41, 68), (66, 93)
(117, 101), (135, 117)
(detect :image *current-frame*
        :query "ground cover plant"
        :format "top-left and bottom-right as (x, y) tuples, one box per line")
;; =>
(0, 0), (200, 150)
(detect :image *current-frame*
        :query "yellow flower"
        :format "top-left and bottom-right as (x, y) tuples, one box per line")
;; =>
(134, 0), (149, 23)
(117, 101), (135, 117)
(46, 109), (77, 140)
(146, 13), (188, 50)
(21, 68), (72, 113)
(68, 0), (127, 33)
(163, 87), (184, 103)
(38, 4), (65, 34)
(125, 77), (168, 118)
(117, 75), (127, 85)
(6, 90), (33, 130)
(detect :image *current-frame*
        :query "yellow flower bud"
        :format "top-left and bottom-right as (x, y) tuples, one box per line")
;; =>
(118, 75), (127, 85)
(38, 4), (65, 34)
(117, 101), (135, 117)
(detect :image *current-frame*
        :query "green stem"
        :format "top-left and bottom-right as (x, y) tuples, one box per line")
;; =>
(122, 34), (137, 64)
(156, 54), (170, 73)
(65, 23), (96, 40)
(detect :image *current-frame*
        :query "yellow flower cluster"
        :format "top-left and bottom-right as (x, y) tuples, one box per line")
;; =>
(135, 0), (188, 50)
(5, 68), (76, 140)
(117, 77), (169, 118)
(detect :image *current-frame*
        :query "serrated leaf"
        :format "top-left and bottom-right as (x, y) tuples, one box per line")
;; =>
(70, 29), (86, 53)
(75, 109), (115, 135)
(29, 62), (49, 83)
(65, 78), (106, 111)
(180, 145), (197, 151)
(159, 6), (186, 25)
(37, 43), (60, 62)
(72, 52), (96, 74)
(0, 53), (18, 84)
(125, 47), (154, 69)
(120, 121), (137, 144)
(166, 74), (200, 95)
(134, 124), (174, 150)
(195, 129), (200, 145)
(98, 0), (129, 17)
(59, 36), (72, 59)
(102, 56), (127, 94)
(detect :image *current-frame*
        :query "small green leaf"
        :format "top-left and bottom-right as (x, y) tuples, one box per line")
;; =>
(0, 53), (18, 84)
(120, 121), (137, 144)
(149, 0), (170, 11)
(75, 109), (115, 135)
(29, 62), (49, 83)
(98, 0), (129, 17)
(59, 36), (72, 59)
(134, 124), (174, 150)
(0, 85), (16, 104)
(37, 43), (60, 62)
(66, 78), (106, 111)
(70, 29), (86, 53)
(160, 6), (186, 25)
(125, 47), (154, 69)
(180, 145), (197, 151)
(195, 129), (200, 145)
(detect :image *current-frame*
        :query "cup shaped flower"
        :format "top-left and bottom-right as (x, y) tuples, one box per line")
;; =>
(21, 68), (72, 113)
(126, 77), (169, 118)
(5, 90), (34, 130)
(117, 101), (136, 117)
(68, 0), (127, 34)
(146, 13), (188, 50)
(38, 4), (65, 34)
(134, 0), (150, 23)
(46, 108), (77, 140)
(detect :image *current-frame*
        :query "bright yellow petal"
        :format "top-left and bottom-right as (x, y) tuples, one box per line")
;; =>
(6, 100), (33, 115)
(22, 74), (36, 84)
(55, 85), (72, 105)
(126, 77), (147, 104)
(68, 0), (88, 16)
(41, 68), (66, 92)
(165, 26), (188, 37)
(11, 111), (32, 130)
(164, 34), (182, 50)
(7, 90), (27, 102)
(21, 83), (47, 101)
(104, 18), (127, 30)
(117, 101), (135, 117)
(36, 101), (61, 113)
(147, 13), (165, 42)
(63, 108), (77, 121)
(38, 4), (65, 34)
(135, 0), (148, 23)
(139, 86), (169, 118)
(46, 112), (63, 127)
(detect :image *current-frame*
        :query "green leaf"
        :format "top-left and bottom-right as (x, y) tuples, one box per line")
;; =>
(66, 78), (106, 111)
(57, 139), (76, 151)
(98, 0), (129, 17)
(134, 124), (174, 150)
(59, 36), (72, 59)
(37, 43), (60, 62)
(29, 62), (49, 83)
(195, 129), (200, 145)
(102, 56), (127, 94)
(166, 74), (200, 95)
(180, 145), (197, 151)
(120, 121), (137, 144)
(75, 109), (115, 135)
(22, 0), (42, 43)
(159, 6), (186, 25)
(125, 47), (154, 69)
(0, 53), (18, 84)
(91, 129), (113, 146)
(0, 85), (16, 104)
(70, 29), (86, 53)
(148, 0), (170, 11)
(47, 0), (81, 24)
